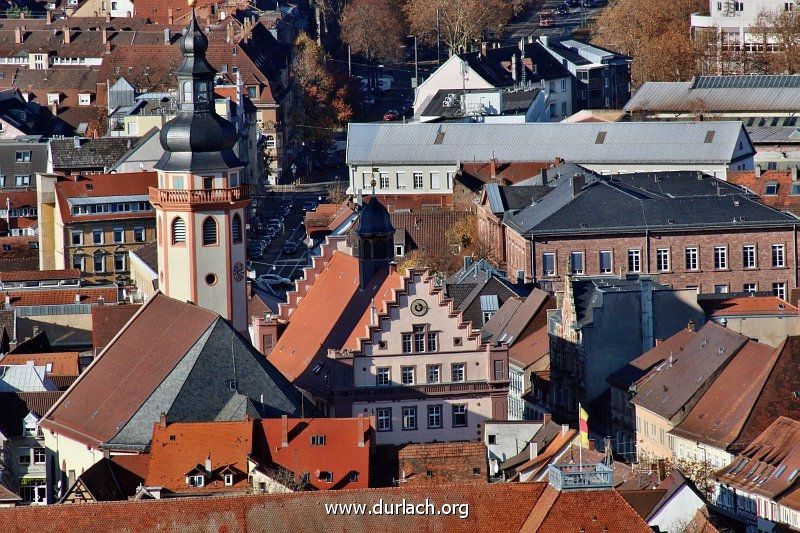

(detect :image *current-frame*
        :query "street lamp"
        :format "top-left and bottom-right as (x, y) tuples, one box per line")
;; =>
(408, 34), (418, 89)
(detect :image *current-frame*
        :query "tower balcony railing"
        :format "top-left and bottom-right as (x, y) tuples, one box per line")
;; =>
(149, 185), (250, 206)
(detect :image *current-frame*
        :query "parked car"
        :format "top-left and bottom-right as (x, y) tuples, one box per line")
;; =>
(302, 200), (317, 211)
(256, 273), (291, 286)
(383, 110), (400, 121)
(282, 242), (298, 255)
(555, 5), (569, 15)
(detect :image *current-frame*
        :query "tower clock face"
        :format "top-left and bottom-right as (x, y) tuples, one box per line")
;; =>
(232, 261), (245, 282)
(410, 298), (429, 317)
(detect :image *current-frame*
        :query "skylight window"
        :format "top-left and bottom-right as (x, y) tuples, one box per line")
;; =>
(788, 469), (799, 483)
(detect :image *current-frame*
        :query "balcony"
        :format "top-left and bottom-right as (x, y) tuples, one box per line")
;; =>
(547, 463), (614, 491)
(149, 186), (250, 208)
(335, 381), (504, 401)
(690, 12), (714, 28)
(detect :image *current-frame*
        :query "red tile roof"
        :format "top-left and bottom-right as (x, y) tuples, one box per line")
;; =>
(397, 441), (487, 486)
(701, 295), (799, 317)
(0, 236), (39, 272)
(0, 269), (80, 282)
(54, 172), (157, 224)
(145, 420), (253, 494)
(133, 0), (221, 24)
(516, 429), (578, 478)
(728, 169), (800, 216)
(670, 339), (785, 452)
(40, 293), (217, 447)
(91, 304), (141, 353)
(461, 161), (552, 185)
(0, 351), (79, 376)
(0, 481), (649, 532)
(2, 287), (118, 307)
(365, 193), (454, 211)
(257, 416), (372, 490)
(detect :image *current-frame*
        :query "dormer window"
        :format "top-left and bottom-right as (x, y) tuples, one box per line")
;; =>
(78, 93), (91, 106)
(47, 93), (60, 105)
(187, 474), (205, 487)
(224, 473), (234, 486)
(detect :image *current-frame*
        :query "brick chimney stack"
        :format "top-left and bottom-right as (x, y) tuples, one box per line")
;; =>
(159, 412), (167, 428)
(687, 319), (696, 332)
(64, 28), (71, 45)
(14, 27), (22, 44)
(167, 8), (174, 24)
(46, 10), (52, 25)
(280, 414), (289, 447)
(102, 27), (108, 44)
(357, 414), (365, 447)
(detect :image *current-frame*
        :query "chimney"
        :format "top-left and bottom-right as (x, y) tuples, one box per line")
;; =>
(226, 23), (233, 44)
(755, 164), (762, 178)
(542, 413), (552, 425)
(540, 168), (548, 186)
(105, 12), (111, 22)
(481, 41), (488, 56)
(489, 157), (497, 182)
(102, 27), (108, 44)
(159, 412), (167, 428)
(50, 102), (59, 116)
(792, 165), (798, 181)
(571, 173), (585, 197)
(64, 28), (71, 45)
(168, 8), (174, 24)
(4, 294), (10, 307)
(105, 42), (111, 54)
(280, 414), (288, 447)
(205, 455), (212, 474)
(528, 442), (539, 460)
(357, 414), (365, 447)
(518, 37), (526, 54)
(74, 293), (81, 303)
(73, 136), (81, 149)
(511, 53), (518, 82)
(163, 28), (171, 46)
(14, 27), (22, 44)
(561, 424), (569, 437)
(657, 459), (667, 481)
(687, 319), (696, 332)
(46, 10), (52, 25)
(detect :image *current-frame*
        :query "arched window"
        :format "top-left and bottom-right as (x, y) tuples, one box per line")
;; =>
(172, 217), (186, 244)
(232, 214), (242, 244)
(202, 217), (217, 245)
(182, 81), (192, 103)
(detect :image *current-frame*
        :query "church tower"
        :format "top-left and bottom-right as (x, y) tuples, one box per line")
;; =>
(149, 6), (248, 332)
(355, 197), (395, 288)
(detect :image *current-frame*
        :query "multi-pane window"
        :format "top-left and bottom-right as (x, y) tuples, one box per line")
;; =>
(742, 245), (757, 269)
(33, 448), (45, 464)
(113, 227), (124, 244)
(412, 172), (424, 189)
(772, 244), (786, 267)
(376, 408), (392, 431)
(71, 230), (83, 246)
(93, 255), (104, 273)
(685, 247), (698, 270)
(714, 246), (728, 269)
(426, 332), (437, 352)
(627, 249), (641, 273)
(427, 405), (442, 428)
(656, 249), (670, 271)
(402, 406), (417, 430)
(92, 228), (103, 245)
(451, 363), (466, 383)
(114, 253), (126, 272)
(401, 366), (415, 385)
(570, 251), (584, 274)
(376, 367), (390, 386)
(18, 449), (30, 465)
(427, 364), (441, 384)
(72, 255), (84, 270)
(599, 250), (612, 273)
(773, 282), (787, 300)
(413, 325), (425, 352)
(714, 285), (729, 294)
(401, 333), (412, 354)
(379, 172), (389, 189)
(452, 404), (467, 427)
(542, 253), (556, 276)
(743, 283), (758, 293)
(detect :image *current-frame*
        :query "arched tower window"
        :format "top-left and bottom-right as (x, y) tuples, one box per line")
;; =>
(232, 214), (242, 244)
(172, 217), (186, 244)
(202, 217), (218, 245)
(182, 81), (192, 103)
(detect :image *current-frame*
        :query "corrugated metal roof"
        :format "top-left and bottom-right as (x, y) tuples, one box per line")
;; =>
(625, 77), (800, 112)
(480, 294), (499, 312)
(346, 122), (748, 165)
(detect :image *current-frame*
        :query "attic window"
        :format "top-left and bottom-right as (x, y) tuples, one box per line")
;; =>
(187, 474), (205, 487)
(704, 130), (716, 143)
(85, 183), (94, 190)
(791, 183), (800, 196)
(311, 435), (326, 446)
(319, 471), (333, 483)
(595, 131), (607, 144)
(224, 473), (234, 486)
(764, 182), (778, 195)
(426, 469), (433, 477)
(228, 379), (237, 389)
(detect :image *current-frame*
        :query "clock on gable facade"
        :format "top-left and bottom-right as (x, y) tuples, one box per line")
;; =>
(410, 298), (429, 317)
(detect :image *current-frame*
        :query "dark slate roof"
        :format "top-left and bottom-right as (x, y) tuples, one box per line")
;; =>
(62, 457), (145, 503)
(507, 171), (796, 236)
(131, 241), (158, 272)
(570, 276), (672, 327)
(0, 139), (49, 182)
(357, 197), (394, 236)
(390, 210), (468, 255)
(456, 42), (571, 90)
(0, 391), (62, 437)
(445, 260), (526, 328)
(420, 88), (540, 118)
(50, 137), (137, 171)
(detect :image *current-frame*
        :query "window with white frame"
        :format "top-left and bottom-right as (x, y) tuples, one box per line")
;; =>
(773, 282), (787, 300)
(427, 364), (441, 384)
(311, 435), (326, 445)
(93, 254), (105, 273)
(599, 250), (612, 273)
(401, 333), (412, 353)
(714, 246), (728, 269)
(413, 172), (424, 189)
(714, 284), (729, 294)
(685, 247), (698, 270)
(112, 227), (124, 244)
(743, 245), (757, 269)
(396, 171), (405, 188)
(542, 252), (556, 276)
(627, 249), (641, 273)
(376, 367), (390, 386)
(15, 175), (30, 186)
(114, 253), (126, 272)
(265, 135), (275, 149)
(71, 230), (83, 246)
(379, 172), (389, 189)
(92, 228), (103, 245)
(33, 448), (45, 464)
(743, 283), (758, 293)
(401, 366), (415, 385)
(402, 406), (417, 430)
(376, 407), (392, 431)
(452, 404), (467, 427)
(570, 251), (584, 274)
(133, 226), (145, 242)
(427, 404), (442, 428)
(224, 473), (234, 486)
(773, 244), (786, 267)
(71, 255), (84, 270)
(78, 93), (91, 105)
(187, 474), (205, 487)
(451, 362), (466, 383)
(656, 248), (670, 271)
(430, 171), (440, 189)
